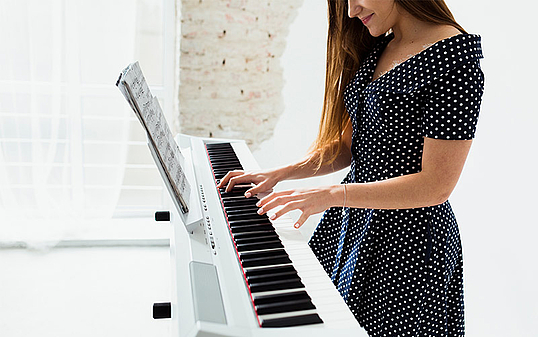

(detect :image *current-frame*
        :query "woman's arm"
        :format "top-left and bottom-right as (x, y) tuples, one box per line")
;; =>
(257, 137), (473, 227)
(284, 120), (353, 180)
(217, 121), (353, 195)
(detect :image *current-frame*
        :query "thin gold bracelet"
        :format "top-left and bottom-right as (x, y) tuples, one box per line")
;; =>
(343, 184), (347, 208)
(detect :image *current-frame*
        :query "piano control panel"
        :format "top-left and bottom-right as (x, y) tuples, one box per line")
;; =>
(199, 184), (218, 255)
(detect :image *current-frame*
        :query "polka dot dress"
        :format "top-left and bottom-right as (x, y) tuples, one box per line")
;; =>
(309, 33), (484, 336)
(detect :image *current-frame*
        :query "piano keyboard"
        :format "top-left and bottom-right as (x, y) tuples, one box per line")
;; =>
(206, 142), (323, 328)
(168, 135), (366, 337)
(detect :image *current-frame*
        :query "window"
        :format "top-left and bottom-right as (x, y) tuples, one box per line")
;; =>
(0, 0), (177, 241)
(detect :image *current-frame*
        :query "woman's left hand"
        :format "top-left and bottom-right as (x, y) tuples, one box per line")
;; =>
(256, 185), (343, 229)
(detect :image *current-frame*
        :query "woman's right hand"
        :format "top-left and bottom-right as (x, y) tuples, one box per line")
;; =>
(216, 168), (285, 198)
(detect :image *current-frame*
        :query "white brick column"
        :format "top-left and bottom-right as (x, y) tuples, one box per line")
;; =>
(178, 0), (304, 148)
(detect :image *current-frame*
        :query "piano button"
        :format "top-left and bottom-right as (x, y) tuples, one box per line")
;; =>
(249, 278), (304, 293)
(255, 298), (315, 315)
(240, 255), (291, 268)
(236, 240), (283, 252)
(259, 313), (323, 328)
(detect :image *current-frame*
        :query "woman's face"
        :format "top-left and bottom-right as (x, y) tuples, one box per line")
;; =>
(347, 0), (399, 37)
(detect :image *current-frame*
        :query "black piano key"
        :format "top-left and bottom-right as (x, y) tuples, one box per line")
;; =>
(214, 169), (241, 176)
(210, 160), (241, 166)
(244, 264), (297, 277)
(249, 278), (305, 293)
(219, 185), (250, 191)
(255, 298), (315, 315)
(229, 220), (272, 227)
(240, 255), (292, 268)
(230, 225), (275, 234)
(225, 207), (260, 216)
(228, 218), (271, 227)
(208, 150), (237, 153)
(260, 314), (323, 328)
(208, 151), (238, 156)
(239, 249), (287, 260)
(234, 235), (281, 245)
(253, 290), (310, 305)
(223, 199), (259, 206)
(226, 213), (267, 222)
(236, 240), (283, 252)
(232, 230), (278, 240)
(220, 205), (259, 213)
(246, 269), (298, 283)
(219, 192), (250, 199)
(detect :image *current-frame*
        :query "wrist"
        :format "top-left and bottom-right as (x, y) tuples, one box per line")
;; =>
(329, 184), (346, 208)
(275, 163), (299, 181)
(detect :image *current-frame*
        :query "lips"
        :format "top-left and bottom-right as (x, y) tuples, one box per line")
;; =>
(361, 13), (374, 25)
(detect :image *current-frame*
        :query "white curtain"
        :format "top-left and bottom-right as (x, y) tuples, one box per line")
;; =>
(0, 0), (137, 244)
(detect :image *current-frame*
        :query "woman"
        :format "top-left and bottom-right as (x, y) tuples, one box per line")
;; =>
(218, 0), (484, 335)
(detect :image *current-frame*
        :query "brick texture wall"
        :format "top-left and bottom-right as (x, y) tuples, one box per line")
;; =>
(178, 0), (304, 148)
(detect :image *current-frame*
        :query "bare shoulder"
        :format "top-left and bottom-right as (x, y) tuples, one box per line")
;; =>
(429, 25), (463, 43)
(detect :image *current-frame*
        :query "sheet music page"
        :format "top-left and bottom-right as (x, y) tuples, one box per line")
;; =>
(116, 62), (190, 213)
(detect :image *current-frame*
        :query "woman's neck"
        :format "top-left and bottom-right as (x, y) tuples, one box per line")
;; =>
(390, 14), (440, 46)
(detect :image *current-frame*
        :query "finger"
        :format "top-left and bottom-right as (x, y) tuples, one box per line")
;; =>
(267, 201), (301, 221)
(245, 182), (272, 198)
(257, 190), (294, 208)
(226, 174), (254, 192)
(217, 170), (243, 188)
(293, 211), (311, 229)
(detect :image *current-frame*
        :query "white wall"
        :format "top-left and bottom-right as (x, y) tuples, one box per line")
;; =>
(253, 1), (342, 237)
(254, 1), (538, 336)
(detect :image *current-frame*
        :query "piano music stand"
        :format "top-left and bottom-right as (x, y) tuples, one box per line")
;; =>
(146, 136), (204, 233)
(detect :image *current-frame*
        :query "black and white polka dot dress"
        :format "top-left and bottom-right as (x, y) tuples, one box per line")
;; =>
(309, 33), (484, 336)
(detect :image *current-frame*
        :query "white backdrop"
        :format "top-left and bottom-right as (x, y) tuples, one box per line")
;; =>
(254, 1), (538, 336)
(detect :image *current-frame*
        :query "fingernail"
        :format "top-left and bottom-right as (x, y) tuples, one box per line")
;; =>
(270, 214), (276, 220)
(256, 201), (261, 207)
(245, 192), (251, 198)
(294, 223), (300, 229)
(257, 208), (263, 215)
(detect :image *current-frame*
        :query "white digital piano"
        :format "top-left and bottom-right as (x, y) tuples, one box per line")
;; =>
(116, 63), (366, 336)
(154, 134), (368, 337)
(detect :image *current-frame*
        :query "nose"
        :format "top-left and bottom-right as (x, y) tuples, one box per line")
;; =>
(348, 0), (362, 18)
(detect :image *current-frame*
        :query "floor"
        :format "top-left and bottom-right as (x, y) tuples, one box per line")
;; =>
(0, 246), (171, 337)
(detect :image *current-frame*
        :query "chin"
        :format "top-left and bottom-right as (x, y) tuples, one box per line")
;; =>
(366, 26), (388, 38)
(367, 29), (383, 37)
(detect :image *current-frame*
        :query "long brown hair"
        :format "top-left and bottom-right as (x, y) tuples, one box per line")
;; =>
(309, 0), (466, 168)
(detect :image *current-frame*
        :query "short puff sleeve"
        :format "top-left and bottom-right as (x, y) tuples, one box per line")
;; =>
(421, 60), (484, 140)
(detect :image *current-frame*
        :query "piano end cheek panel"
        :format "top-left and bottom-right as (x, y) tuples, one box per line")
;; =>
(189, 261), (227, 325)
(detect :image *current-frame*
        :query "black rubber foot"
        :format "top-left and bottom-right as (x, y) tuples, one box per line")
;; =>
(153, 302), (171, 319)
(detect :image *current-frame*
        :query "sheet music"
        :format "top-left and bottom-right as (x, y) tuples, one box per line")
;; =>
(116, 62), (190, 213)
